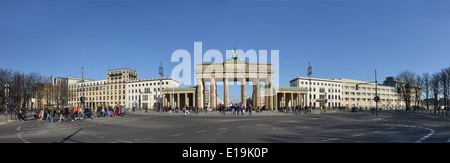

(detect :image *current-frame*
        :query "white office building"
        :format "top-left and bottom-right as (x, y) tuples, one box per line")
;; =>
(127, 77), (179, 109)
(290, 77), (342, 109)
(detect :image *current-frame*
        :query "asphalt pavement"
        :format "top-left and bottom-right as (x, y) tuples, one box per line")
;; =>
(1, 110), (449, 143)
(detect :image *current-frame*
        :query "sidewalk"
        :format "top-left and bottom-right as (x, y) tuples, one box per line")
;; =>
(128, 109), (339, 117)
(0, 115), (17, 126)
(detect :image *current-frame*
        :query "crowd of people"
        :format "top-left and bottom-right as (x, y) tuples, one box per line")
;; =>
(34, 106), (127, 122)
(161, 103), (312, 116)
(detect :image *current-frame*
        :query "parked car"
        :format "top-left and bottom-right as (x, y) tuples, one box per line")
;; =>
(351, 107), (358, 112)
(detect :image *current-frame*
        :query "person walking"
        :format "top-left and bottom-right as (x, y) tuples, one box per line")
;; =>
(232, 104), (235, 115)
(222, 106), (226, 115)
(59, 107), (64, 122)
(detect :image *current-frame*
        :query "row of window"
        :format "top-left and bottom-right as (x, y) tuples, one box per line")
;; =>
(299, 81), (341, 87)
(71, 95), (126, 101)
(310, 87), (341, 93)
(344, 98), (401, 102)
(129, 95), (154, 102)
(344, 86), (395, 92)
(344, 92), (397, 97)
(309, 94), (341, 100)
(128, 81), (169, 88)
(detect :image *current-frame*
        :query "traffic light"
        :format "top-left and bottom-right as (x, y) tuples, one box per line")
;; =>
(374, 96), (380, 102)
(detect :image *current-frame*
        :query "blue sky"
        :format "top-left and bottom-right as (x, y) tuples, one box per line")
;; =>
(1, 0), (450, 101)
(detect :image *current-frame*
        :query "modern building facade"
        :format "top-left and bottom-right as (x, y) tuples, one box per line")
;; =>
(290, 77), (342, 109)
(291, 76), (416, 110)
(291, 76), (410, 110)
(126, 77), (179, 109)
(335, 78), (402, 109)
(68, 68), (139, 108)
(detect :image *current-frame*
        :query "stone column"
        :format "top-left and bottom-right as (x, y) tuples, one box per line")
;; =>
(170, 93), (174, 108)
(256, 78), (260, 107)
(268, 79), (273, 111)
(177, 93), (180, 108)
(163, 94), (167, 107)
(210, 78), (216, 108)
(252, 81), (256, 107)
(185, 93), (188, 107)
(192, 92), (196, 107)
(224, 78), (229, 107)
(197, 78), (203, 108)
(291, 93), (295, 108)
(241, 78), (246, 108)
(274, 94), (278, 111)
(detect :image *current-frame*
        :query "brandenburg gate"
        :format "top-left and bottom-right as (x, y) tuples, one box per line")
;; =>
(162, 50), (307, 111)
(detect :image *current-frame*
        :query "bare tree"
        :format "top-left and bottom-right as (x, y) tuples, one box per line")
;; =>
(422, 73), (431, 110)
(414, 75), (423, 107)
(396, 71), (416, 111)
(442, 67), (450, 110)
(431, 73), (440, 110)
(0, 68), (13, 110)
(439, 69), (450, 111)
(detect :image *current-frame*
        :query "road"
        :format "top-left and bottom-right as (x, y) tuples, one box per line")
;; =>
(1, 110), (449, 143)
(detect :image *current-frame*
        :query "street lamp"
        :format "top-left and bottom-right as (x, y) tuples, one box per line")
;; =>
(307, 62), (312, 112)
(4, 83), (9, 123)
(158, 62), (164, 112)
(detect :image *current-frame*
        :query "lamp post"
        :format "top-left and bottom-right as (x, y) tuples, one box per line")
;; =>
(4, 83), (9, 123)
(307, 62), (312, 112)
(158, 62), (164, 113)
(375, 69), (378, 117)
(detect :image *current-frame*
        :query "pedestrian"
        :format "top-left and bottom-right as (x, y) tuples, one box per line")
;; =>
(14, 108), (17, 121)
(184, 106), (191, 116)
(51, 108), (56, 122)
(222, 106), (226, 115)
(17, 109), (23, 121)
(101, 107), (105, 117)
(241, 105), (245, 115)
(64, 107), (69, 121)
(59, 107), (64, 122)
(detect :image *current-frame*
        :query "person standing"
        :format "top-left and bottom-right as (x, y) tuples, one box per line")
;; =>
(222, 106), (226, 115)
(232, 104), (235, 115)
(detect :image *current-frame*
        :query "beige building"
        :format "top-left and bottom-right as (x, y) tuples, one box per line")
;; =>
(291, 76), (411, 110)
(334, 78), (404, 109)
(126, 77), (179, 109)
(68, 68), (138, 108)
